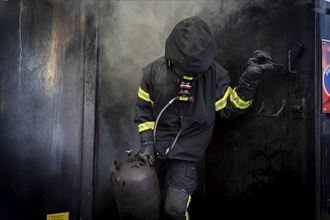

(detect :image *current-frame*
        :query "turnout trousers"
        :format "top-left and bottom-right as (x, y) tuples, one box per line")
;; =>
(156, 159), (198, 220)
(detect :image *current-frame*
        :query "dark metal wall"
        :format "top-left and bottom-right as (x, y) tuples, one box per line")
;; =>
(94, 1), (317, 220)
(319, 0), (330, 217)
(322, 113), (330, 215)
(205, 2), (316, 220)
(0, 0), (323, 220)
(0, 1), (97, 219)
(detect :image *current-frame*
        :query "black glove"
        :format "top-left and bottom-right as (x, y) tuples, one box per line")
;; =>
(137, 142), (155, 166)
(248, 50), (273, 66)
(243, 50), (273, 82)
(236, 50), (273, 100)
(241, 64), (272, 82)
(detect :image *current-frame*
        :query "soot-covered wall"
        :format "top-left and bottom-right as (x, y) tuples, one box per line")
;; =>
(0, 0), (317, 219)
(206, 2), (316, 220)
(95, 0), (316, 220)
(0, 1), (97, 219)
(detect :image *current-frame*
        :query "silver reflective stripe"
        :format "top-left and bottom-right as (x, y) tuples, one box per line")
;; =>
(138, 121), (155, 132)
(215, 87), (230, 111)
(215, 86), (253, 111)
(229, 88), (253, 109)
(138, 87), (153, 104)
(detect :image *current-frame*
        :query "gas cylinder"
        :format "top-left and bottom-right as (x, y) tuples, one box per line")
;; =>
(111, 150), (161, 220)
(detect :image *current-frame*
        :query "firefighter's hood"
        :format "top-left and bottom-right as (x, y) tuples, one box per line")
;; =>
(165, 16), (216, 73)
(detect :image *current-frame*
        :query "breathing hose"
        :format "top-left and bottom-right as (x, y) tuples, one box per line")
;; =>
(153, 73), (197, 155)
(153, 96), (181, 155)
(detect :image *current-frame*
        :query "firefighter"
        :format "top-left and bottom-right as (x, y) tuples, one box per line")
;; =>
(134, 16), (272, 220)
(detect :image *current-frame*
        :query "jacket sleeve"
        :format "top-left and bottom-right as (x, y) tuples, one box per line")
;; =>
(215, 65), (256, 118)
(134, 64), (155, 144)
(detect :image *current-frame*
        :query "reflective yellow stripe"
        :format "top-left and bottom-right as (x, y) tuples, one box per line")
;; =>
(229, 87), (253, 109)
(215, 87), (230, 111)
(138, 121), (155, 132)
(183, 76), (193, 80)
(179, 96), (189, 101)
(215, 86), (253, 111)
(138, 87), (153, 104)
(185, 195), (191, 220)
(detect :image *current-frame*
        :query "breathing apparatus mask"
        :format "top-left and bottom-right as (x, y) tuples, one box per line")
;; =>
(153, 60), (205, 155)
(168, 60), (203, 104)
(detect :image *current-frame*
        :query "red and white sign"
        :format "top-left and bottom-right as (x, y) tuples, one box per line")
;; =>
(322, 39), (330, 113)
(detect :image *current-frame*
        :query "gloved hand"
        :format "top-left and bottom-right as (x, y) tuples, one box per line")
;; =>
(137, 142), (155, 166)
(248, 50), (273, 66)
(243, 50), (273, 82)
(236, 50), (273, 100)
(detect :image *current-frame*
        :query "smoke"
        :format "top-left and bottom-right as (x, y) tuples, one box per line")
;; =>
(94, 0), (314, 217)
(98, 1), (224, 157)
(100, 1), (223, 80)
(98, 1), (243, 156)
(97, 0), (313, 157)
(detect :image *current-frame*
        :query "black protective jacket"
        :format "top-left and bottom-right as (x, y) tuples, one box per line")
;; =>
(134, 16), (258, 161)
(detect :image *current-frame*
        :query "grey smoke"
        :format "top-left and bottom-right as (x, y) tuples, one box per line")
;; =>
(93, 0), (313, 216)
(98, 1), (226, 159)
(97, 0), (312, 159)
